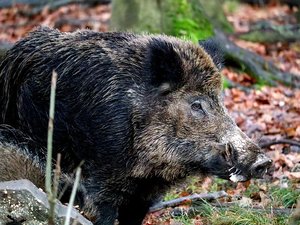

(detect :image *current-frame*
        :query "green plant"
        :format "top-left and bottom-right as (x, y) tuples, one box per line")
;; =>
(197, 203), (288, 225)
(166, 0), (213, 43)
(270, 186), (300, 208)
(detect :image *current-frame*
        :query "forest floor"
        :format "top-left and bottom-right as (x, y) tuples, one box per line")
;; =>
(0, 1), (299, 225)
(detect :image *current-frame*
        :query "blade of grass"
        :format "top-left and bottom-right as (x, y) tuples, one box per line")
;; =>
(46, 70), (58, 225)
(64, 167), (82, 225)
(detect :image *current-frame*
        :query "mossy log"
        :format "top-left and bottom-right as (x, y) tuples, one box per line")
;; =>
(236, 23), (300, 43)
(215, 31), (300, 88)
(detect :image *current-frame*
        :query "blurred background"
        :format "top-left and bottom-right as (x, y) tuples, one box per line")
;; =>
(0, 0), (300, 224)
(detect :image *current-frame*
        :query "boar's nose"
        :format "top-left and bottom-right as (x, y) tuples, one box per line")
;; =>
(250, 154), (272, 178)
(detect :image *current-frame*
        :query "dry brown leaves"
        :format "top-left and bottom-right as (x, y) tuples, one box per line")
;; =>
(0, 3), (111, 42)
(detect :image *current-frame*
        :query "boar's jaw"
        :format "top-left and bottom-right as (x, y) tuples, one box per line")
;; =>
(228, 166), (248, 182)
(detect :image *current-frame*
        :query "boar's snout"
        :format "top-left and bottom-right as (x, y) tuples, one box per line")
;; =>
(250, 154), (272, 178)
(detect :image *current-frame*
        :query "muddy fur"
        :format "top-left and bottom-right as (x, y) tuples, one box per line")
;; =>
(0, 128), (87, 209)
(0, 27), (271, 225)
(0, 129), (45, 188)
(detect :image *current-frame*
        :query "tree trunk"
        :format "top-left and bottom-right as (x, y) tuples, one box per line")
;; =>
(110, 0), (213, 42)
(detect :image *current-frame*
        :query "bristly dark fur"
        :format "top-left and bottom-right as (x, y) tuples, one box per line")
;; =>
(199, 38), (224, 70)
(0, 27), (270, 225)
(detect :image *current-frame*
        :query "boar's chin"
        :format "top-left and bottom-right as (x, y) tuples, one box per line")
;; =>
(229, 174), (248, 182)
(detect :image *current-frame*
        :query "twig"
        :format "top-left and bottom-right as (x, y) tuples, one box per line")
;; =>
(64, 167), (82, 225)
(149, 191), (228, 212)
(46, 70), (58, 225)
(259, 139), (300, 149)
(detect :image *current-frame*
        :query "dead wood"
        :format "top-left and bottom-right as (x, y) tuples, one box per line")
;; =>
(149, 191), (228, 213)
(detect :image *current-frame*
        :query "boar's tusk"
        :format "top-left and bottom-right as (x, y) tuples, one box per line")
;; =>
(229, 174), (246, 182)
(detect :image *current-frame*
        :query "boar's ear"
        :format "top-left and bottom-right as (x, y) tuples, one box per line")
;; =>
(199, 38), (224, 70)
(149, 41), (184, 94)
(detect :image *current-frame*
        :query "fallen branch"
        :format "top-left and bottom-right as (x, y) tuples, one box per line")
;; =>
(149, 191), (228, 213)
(259, 139), (300, 150)
(215, 31), (300, 88)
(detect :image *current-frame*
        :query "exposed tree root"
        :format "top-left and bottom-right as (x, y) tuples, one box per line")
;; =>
(215, 31), (300, 88)
(236, 23), (300, 43)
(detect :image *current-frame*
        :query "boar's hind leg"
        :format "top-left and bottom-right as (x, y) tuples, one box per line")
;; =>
(118, 198), (152, 225)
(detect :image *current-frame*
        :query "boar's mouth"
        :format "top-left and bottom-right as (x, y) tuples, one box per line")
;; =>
(210, 165), (250, 183)
(227, 166), (249, 182)
(213, 143), (272, 183)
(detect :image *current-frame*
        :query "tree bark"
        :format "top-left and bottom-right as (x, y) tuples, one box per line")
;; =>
(110, 0), (213, 41)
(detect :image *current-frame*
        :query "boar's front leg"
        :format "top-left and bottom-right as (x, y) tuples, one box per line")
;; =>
(118, 198), (153, 225)
(92, 202), (118, 225)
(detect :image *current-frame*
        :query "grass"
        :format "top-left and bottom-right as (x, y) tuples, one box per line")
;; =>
(270, 186), (300, 208)
(202, 205), (288, 225)
(171, 201), (290, 225)
(159, 177), (298, 225)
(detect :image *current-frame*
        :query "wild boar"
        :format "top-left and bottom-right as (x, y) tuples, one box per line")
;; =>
(0, 27), (272, 225)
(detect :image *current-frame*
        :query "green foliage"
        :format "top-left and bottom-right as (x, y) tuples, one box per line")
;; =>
(165, 0), (213, 42)
(270, 186), (300, 208)
(173, 214), (193, 225)
(222, 77), (231, 89)
(198, 203), (289, 225)
(164, 191), (181, 201)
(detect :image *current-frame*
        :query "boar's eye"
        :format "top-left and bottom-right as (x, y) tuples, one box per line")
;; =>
(191, 100), (205, 113)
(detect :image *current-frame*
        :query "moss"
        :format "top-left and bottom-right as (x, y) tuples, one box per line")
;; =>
(164, 0), (213, 42)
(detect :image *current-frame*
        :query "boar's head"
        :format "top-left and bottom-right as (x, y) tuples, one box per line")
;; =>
(131, 37), (272, 183)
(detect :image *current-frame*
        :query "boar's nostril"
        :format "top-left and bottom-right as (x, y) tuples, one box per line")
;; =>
(251, 154), (272, 178)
